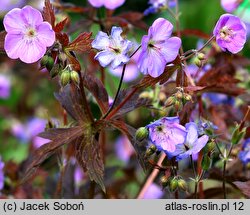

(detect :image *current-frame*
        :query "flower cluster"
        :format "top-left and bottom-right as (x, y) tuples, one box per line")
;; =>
(4, 6), (55, 63)
(88, 0), (125, 10)
(146, 117), (209, 160)
(92, 18), (181, 78)
(213, 14), (247, 54)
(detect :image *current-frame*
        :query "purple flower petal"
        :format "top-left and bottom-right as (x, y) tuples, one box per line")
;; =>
(160, 37), (181, 62)
(36, 22), (56, 47)
(149, 18), (173, 41)
(3, 8), (24, 33)
(20, 6), (43, 26)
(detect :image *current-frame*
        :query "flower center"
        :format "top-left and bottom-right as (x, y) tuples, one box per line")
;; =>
(220, 26), (234, 41)
(25, 27), (37, 39)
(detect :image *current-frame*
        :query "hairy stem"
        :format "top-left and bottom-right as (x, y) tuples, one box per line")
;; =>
(137, 153), (166, 199)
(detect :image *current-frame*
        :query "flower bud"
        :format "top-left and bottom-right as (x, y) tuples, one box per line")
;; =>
(204, 140), (215, 153)
(45, 56), (54, 71)
(60, 70), (71, 87)
(40, 55), (49, 67)
(197, 53), (205, 61)
(160, 175), (169, 187)
(50, 64), (60, 78)
(175, 91), (183, 100)
(169, 178), (178, 192)
(165, 96), (175, 107)
(159, 92), (166, 103)
(194, 58), (202, 67)
(174, 100), (182, 111)
(177, 179), (187, 191)
(184, 93), (192, 101)
(58, 52), (67, 62)
(70, 71), (80, 85)
(145, 144), (157, 157)
(135, 127), (149, 141)
(139, 91), (153, 100)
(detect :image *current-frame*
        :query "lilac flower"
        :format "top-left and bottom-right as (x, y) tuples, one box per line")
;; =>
(221, 0), (241, 12)
(92, 26), (133, 69)
(109, 50), (140, 82)
(115, 135), (134, 163)
(138, 18), (181, 77)
(4, 6), (55, 63)
(146, 116), (186, 153)
(0, 157), (4, 191)
(0, 74), (11, 99)
(239, 138), (250, 165)
(144, 0), (176, 15)
(169, 122), (209, 160)
(88, 0), (125, 10)
(11, 118), (50, 147)
(213, 14), (247, 54)
(143, 183), (164, 199)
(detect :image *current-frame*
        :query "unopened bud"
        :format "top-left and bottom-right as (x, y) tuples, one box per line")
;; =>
(184, 93), (192, 101)
(139, 91), (153, 100)
(204, 140), (215, 153)
(175, 91), (183, 99)
(135, 127), (149, 141)
(197, 53), (205, 61)
(169, 178), (178, 192)
(60, 70), (71, 87)
(177, 179), (187, 191)
(174, 100), (182, 111)
(165, 96), (175, 107)
(160, 175), (169, 187)
(145, 144), (157, 157)
(40, 55), (49, 67)
(194, 58), (202, 67)
(159, 92), (167, 103)
(58, 52), (67, 62)
(50, 64), (60, 78)
(45, 56), (54, 71)
(70, 71), (80, 85)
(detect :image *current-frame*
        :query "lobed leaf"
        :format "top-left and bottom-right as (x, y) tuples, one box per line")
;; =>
(42, 0), (55, 28)
(82, 73), (109, 114)
(54, 18), (68, 33)
(65, 32), (93, 53)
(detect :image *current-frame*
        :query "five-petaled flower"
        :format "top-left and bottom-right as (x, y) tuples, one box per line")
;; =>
(88, 0), (125, 10)
(144, 0), (176, 15)
(92, 26), (133, 69)
(169, 122), (209, 160)
(3, 6), (55, 64)
(146, 116), (186, 153)
(213, 13), (246, 54)
(137, 18), (181, 78)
